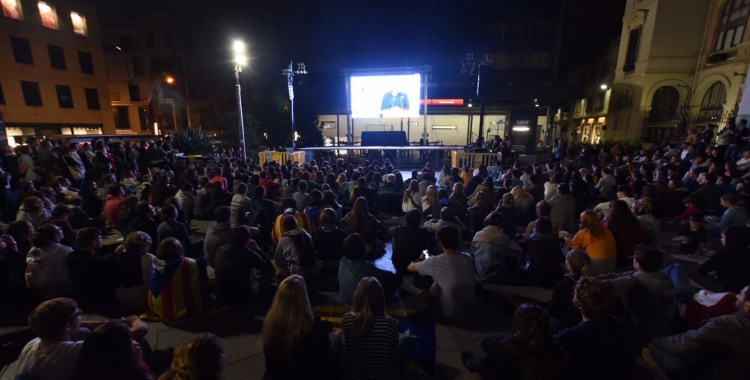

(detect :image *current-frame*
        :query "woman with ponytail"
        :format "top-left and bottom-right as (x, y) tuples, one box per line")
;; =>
(546, 249), (592, 332)
(340, 277), (417, 380)
(159, 333), (224, 380)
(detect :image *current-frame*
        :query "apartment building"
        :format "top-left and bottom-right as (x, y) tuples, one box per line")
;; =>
(0, 0), (114, 144)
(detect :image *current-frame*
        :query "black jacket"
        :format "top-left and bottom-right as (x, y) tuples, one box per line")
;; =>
(214, 243), (273, 306)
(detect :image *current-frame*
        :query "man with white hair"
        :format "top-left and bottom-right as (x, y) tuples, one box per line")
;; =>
(377, 173), (404, 215)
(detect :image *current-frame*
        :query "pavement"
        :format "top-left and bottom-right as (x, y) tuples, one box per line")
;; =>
(0, 215), (725, 380)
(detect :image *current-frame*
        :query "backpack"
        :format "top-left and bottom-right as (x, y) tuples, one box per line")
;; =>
(290, 232), (317, 268)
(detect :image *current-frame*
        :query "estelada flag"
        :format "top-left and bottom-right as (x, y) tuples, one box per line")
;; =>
(142, 257), (202, 322)
(313, 306), (436, 374)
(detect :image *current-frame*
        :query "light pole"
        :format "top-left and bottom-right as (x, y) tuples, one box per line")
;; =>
(233, 40), (248, 161)
(460, 53), (492, 147)
(281, 61), (307, 150)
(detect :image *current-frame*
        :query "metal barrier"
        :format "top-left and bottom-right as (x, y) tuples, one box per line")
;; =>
(515, 154), (537, 167)
(292, 151), (306, 164)
(451, 151), (502, 170)
(258, 151), (290, 165)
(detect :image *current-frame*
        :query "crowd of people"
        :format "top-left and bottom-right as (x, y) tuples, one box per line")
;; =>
(2, 126), (750, 379)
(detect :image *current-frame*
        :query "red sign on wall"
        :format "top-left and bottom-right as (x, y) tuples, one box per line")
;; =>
(419, 99), (465, 106)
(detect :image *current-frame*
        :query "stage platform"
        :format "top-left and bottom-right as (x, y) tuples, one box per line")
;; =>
(299, 145), (471, 166)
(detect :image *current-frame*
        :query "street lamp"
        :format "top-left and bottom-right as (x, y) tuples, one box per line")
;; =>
(232, 40), (247, 161)
(281, 61), (308, 150)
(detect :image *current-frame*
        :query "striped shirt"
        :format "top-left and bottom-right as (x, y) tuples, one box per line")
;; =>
(341, 314), (398, 380)
(231, 194), (253, 225)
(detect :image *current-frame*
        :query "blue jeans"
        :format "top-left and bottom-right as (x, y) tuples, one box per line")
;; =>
(662, 263), (697, 310)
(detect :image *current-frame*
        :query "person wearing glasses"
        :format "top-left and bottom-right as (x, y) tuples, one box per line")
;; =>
(13, 297), (148, 380)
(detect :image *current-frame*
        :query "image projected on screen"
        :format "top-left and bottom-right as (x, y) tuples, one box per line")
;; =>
(350, 74), (421, 119)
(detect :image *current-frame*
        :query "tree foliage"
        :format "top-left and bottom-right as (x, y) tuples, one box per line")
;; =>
(217, 112), (261, 159)
(171, 126), (215, 155)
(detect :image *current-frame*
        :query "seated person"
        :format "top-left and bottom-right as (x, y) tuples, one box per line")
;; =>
(408, 225), (475, 320)
(275, 215), (320, 280)
(424, 207), (465, 243)
(644, 284), (750, 379)
(25, 224), (75, 298)
(13, 297), (149, 380)
(519, 218), (564, 287)
(338, 233), (400, 304)
(160, 333), (225, 380)
(106, 232), (155, 314)
(144, 238), (206, 321)
(272, 197), (312, 246)
(707, 194), (749, 235)
(460, 303), (568, 379)
(471, 211), (522, 285)
(466, 191), (493, 238)
(388, 209), (434, 274)
(557, 278), (633, 380)
(566, 211), (617, 275)
(547, 249), (591, 332)
(215, 225), (274, 308)
(376, 173), (403, 215)
(311, 208), (347, 266)
(204, 206), (234, 268)
(124, 202), (159, 248)
(678, 214), (707, 255)
(66, 228), (119, 315)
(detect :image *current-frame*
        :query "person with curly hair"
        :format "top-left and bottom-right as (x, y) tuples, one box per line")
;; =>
(160, 333), (225, 380)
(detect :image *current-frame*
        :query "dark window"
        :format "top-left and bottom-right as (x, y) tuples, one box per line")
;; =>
(649, 86), (679, 121)
(120, 34), (132, 50)
(165, 31), (173, 47)
(163, 84), (175, 100)
(150, 57), (173, 73)
(55, 85), (73, 108)
(20, 81), (43, 106)
(715, 0), (750, 51)
(0, 81), (5, 105)
(84, 88), (100, 110)
(624, 27), (641, 72)
(48, 44), (66, 70)
(112, 106), (130, 129)
(78, 51), (94, 74)
(129, 84), (141, 101)
(138, 106), (149, 131)
(132, 56), (144, 76)
(10, 36), (33, 65)
(699, 82), (728, 121)
(146, 31), (154, 47)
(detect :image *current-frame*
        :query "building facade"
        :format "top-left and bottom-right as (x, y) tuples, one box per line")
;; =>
(0, 0), (113, 144)
(578, 0), (750, 145)
(100, 12), (207, 135)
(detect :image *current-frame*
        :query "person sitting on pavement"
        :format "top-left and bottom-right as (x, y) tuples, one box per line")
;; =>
(339, 197), (385, 254)
(13, 297), (150, 380)
(471, 211), (522, 285)
(214, 225), (274, 308)
(25, 223), (75, 298)
(556, 277), (632, 380)
(160, 332), (225, 380)
(460, 303), (569, 380)
(633, 197), (662, 249)
(698, 225), (750, 293)
(466, 191), (493, 238)
(566, 210), (617, 274)
(706, 193), (749, 235)
(519, 217), (564, 287)
(408, 225), (475, 320)
(144, 238), (206, 321)
(338, 233), (400, 305)
(275, 215), (320, 280)
(107, 231), (156, 314)
(204, 206), (234, 268)
(123, 202), (159, 248)
(602, 199), (646, 262)
(68, 321), (154, 380)
(311, 208), (348, 267)
(66, 227), (119, 315)
(272, 197), (312, 246)
(548, 183), (576, 233)
(304, 189), (326, 227)
(547, 249), (591, 332)
(643, 284), (750, 379)
(424, 206), (465, 243)
(230, 183), (253, 225)
(388, 208), (435, 274)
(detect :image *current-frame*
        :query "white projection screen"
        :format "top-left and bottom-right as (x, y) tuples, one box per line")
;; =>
(350, 73), (421, 118)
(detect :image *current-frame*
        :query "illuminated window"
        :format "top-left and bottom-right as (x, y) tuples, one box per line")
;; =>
(70, 12), (87, 36)
(2, 0), (23, 20)
(37, 2), (57, 29)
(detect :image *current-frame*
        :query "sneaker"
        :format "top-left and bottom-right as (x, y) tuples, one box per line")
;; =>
(641, 348), (669, 380)
(460, 351), (474, 372)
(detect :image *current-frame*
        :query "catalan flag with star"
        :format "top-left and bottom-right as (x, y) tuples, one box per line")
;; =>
(142, 256), (202, 321)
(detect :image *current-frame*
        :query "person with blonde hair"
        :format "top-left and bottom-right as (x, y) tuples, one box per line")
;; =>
(633, 197), (662, 248)
(159, 333), (225, 380)
(340, 277), (417, 379)
(511, 185), (536, 225)
(262, 275), (333, 379)
(340, 197), (383, 252)
(421, 185), (440, 219)
(402, 180), (422, 213)
(547, 249), (592, 331)
(566, 211), (617, 274)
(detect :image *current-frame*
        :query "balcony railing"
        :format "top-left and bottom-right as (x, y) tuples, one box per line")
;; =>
(707, 48), (738, 65)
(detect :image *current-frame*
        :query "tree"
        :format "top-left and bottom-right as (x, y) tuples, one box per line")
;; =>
(217, 113), (261, 160)
(171, 127), (215, 155)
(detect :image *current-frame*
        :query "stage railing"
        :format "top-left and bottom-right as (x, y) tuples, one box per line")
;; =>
(258, 151), (307, 165)
(451, 151), (502, 170)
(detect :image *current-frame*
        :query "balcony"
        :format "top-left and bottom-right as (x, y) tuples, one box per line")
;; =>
(706, 48), (738, 66)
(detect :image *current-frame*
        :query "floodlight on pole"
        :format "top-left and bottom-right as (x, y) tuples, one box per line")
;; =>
(232, 40), (248, 162)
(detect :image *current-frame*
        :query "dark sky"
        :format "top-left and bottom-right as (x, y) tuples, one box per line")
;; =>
(81, 0), (622, 111)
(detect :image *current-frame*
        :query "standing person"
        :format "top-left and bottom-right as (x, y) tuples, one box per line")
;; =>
(407, 225), (475, 320)
(716, 120), (732, 160)
(63, 143), (86, 191)
(340, 277), (417, 380)
(566, 211), (617, 274)
(262, 275), (334, 380)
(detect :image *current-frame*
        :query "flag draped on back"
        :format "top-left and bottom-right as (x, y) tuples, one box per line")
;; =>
(272, 211), (312, 244)
(313, 306), (436, 375)
(143, 257), (202, 321)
